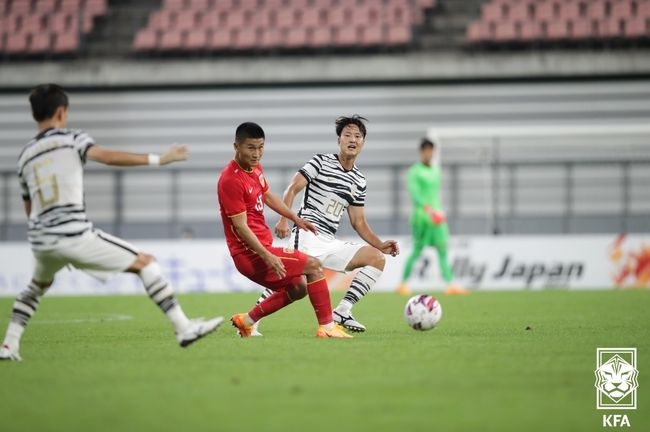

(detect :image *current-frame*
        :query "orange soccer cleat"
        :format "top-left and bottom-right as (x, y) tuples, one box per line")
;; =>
(445, 284), (470, 296)
(396, 282), (412, 296)
(316, 324), (353, 339)
(230, 313), (254, 338)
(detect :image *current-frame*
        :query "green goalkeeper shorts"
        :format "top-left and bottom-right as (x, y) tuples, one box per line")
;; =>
(411, 216), (449, 248)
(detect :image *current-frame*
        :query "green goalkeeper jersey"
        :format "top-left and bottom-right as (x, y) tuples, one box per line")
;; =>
(407, 162), (442, 223)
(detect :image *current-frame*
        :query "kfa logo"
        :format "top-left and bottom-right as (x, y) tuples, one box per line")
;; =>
(595, 348), (638, 428)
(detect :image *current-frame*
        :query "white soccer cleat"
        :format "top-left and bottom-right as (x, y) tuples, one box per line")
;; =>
(0, 343), (22, 362)
(333, 310), (367, 333)
(176, 316), (224, 348)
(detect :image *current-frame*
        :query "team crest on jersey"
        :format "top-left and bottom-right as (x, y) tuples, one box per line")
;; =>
(259, 173), (266, 188)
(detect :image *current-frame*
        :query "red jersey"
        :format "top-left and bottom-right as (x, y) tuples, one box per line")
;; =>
(217, 160), (273, 257)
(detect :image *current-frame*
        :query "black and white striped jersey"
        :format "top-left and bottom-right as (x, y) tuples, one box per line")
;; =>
(297, 153), (366, 236)
(17, 128), (95, 247)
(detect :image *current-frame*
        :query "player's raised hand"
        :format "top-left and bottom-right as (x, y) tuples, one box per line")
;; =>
(379, 240), (400, 257)
(274, 218), (290, 239)
(294, 217), (318, 235)
(160, 144), (188, 165)
(262, 252), (286, 278)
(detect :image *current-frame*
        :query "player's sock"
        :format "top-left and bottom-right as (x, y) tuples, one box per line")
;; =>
(2, 280), (48, 349)
(437, 244), (454, 283)
(255, 288), (274, 305)
(306, 277), (333, 325)
(248, 290), (293, 322)
(339, 266), (382, 312)
(401, 245), (424, 282)
(138, 261), (190, 332)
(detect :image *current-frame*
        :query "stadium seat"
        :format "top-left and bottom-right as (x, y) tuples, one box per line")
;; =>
(184, 29), (209, 49)
(133, 0), (423, 52)
(466, 0), (648, 44)
(159, 30), (184, 50)
(53, 31), (79, 53)
(4, 33), (28, 53)
(28, 32), (51, 53)
(134, 29), (158, 51)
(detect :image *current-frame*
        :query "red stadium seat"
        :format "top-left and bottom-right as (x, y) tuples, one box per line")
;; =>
(29, 32), (51, 53)
(285, 27), (308, 48)
(466, 21), (490, 42)
(34, 0), (57, 14)
(546, 20), (569, 39)
(494, 21), (518, 41)
(386, 25), (411, 45)
(519, 20), (543, 41)
(49, 13), (79, 34)
(536, 0), (561, 22)
(625, 16), (650, 36)
(159, 30), (184, 50)
(60, 0), (82, 12)
(9, 1), (31, 15)
(233, 28), (257, 49)
(310, 27), (332, 47)
(184, 29), (208, 49)
(361, 25), (384, 46)
(133, 29), (158, 51)
(333, 27), (359, 46)
(258, 28), (281, 49)
(21, 13), (45, 33)
(175, 11), (197, 31)
(5, 33), (28, 53)
(53, 31), (79, 53)
(209, 29), (232, 50)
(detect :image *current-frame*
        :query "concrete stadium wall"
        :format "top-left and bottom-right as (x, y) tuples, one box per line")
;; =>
(1, 78), (649, 239)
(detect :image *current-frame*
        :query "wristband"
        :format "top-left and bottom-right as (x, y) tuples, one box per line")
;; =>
(148, 154), (160, 166)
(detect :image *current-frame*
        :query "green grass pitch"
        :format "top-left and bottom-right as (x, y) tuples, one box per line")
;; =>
(0, 290), (648, 432)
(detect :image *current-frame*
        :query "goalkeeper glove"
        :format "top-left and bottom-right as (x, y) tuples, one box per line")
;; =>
(424, 206), (446, 225)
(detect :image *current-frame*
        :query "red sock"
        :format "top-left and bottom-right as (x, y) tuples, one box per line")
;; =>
(306, 277), (333, 325)
(248, 290), (292, 322)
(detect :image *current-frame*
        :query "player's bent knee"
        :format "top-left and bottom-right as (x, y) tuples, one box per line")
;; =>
(127, 253), (155, 273)
(304, 256), (323, 274)
(286, 279), (307, 300)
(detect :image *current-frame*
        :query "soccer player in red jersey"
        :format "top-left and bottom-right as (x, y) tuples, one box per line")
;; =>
(218, 122), (352, 338)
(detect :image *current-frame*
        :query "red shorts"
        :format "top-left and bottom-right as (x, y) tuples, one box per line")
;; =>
(232, 246), (308, 291)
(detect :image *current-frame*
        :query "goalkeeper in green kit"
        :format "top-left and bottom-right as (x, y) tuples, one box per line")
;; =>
(397, 138), (468, 296)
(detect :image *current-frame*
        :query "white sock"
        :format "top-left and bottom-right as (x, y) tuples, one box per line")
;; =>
(166, 304), (191, 333)
(3, 322), (25, 349)
(335, 299), (353, 315)
(323, 322), (334, 330)
(244, 314), (255, 326)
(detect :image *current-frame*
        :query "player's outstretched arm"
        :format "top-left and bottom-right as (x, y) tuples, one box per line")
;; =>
(274, 172), (308, 238)
(348, 206), (400, 257)
(86, 144), (188, 166)
(265, 190), (317, 235)
(230, 212), (287, 278)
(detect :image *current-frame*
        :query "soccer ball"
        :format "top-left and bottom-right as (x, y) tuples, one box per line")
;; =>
(404, 295), (442, 331)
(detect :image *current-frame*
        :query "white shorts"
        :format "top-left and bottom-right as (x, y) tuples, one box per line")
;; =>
(32, 229), (139, 283)
(292, 230), (364, 273)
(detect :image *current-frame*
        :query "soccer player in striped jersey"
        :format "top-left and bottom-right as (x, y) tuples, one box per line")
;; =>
(0, 84), (223, 362)
(396, 138), (468, 296)
(220, 122), (351, 339)
(252, 115), (399, 334)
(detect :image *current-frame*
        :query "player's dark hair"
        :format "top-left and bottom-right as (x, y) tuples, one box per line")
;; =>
(235, 122), (265, 143)
(29, 84), (69, 122)
(335, 115), (368, 138)
(420, 138), (435, 151)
